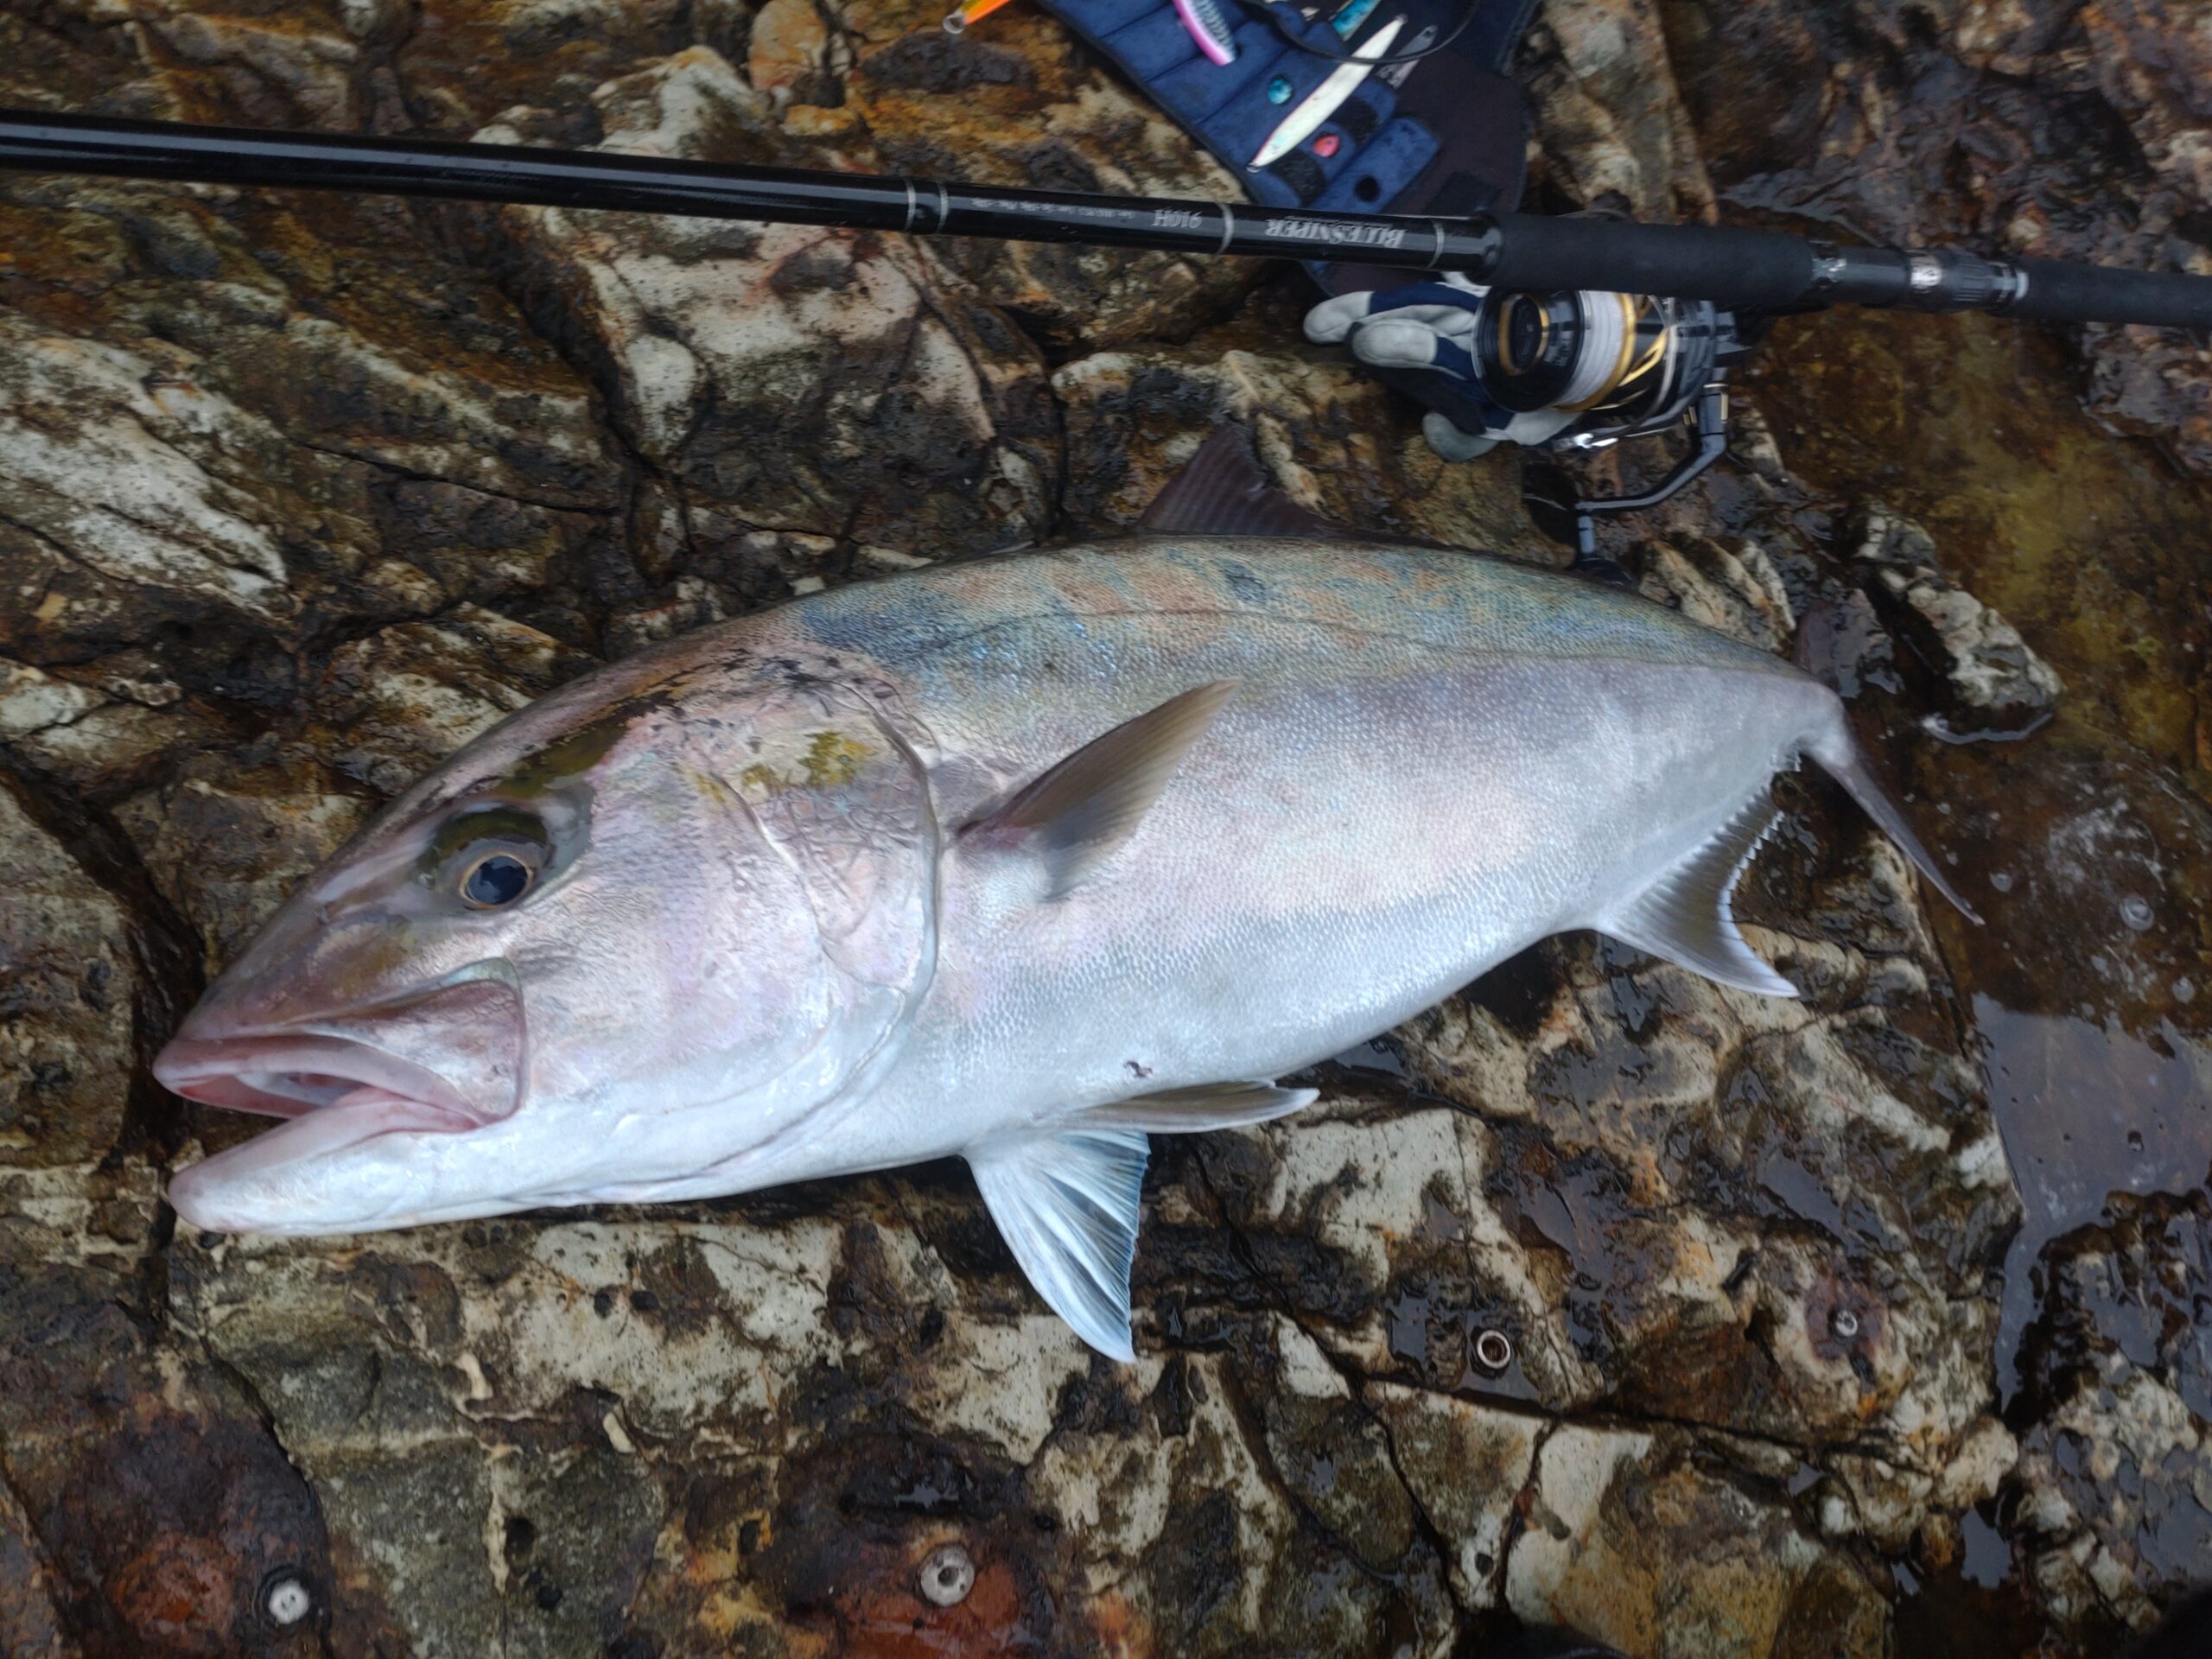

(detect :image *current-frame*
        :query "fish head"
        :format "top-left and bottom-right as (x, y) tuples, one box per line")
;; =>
(161, 659), (933, 1235)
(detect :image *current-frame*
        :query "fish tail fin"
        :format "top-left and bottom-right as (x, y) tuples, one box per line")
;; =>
(1808, 724), (1982, 924)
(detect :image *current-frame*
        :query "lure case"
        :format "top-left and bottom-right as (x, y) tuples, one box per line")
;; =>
(1033, 0), (1535, 288)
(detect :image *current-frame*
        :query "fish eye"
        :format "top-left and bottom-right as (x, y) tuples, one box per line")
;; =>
(460, 851), (535, 909)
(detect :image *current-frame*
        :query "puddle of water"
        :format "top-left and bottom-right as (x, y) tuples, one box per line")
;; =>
(1980, 998), (2212, 1397)
(1891, 1515), (2050, 1657)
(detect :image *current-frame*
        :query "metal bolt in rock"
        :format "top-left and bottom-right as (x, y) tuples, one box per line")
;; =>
(1473, 1328), (1514, 1373)
(1830, 1307), (1862, 1341)
(918, 1542), (976, 1607)
(263, 1573), (313, 1626)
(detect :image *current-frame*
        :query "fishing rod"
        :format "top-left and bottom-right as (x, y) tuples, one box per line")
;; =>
(4, 109), (2208, 555)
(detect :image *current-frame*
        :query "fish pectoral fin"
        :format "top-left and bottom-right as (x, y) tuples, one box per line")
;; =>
(968, 1128), (1149, 1362)
(1597, 793), (1801, 999)
(958, 681), (1237, 896)
(1076, 1080), (1319, 1132)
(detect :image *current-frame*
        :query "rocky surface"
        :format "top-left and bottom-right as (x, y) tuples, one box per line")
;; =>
(0, 0), (2207, 1655)
(2013, 1192), (2212, 1646)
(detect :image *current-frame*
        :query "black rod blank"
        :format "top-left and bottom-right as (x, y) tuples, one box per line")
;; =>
(1, 109), (2206, 330)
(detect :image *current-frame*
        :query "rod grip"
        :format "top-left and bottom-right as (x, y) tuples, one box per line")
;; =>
(2010, 256), (2212, 329)
(1484, 213), (1818, 308)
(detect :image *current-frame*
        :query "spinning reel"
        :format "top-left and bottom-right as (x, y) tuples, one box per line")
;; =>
(1449, 285), (1753, 575)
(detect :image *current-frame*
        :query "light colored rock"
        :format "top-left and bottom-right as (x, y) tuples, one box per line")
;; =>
(1639, 534), (1796, 652)
(484, 46), (1058, 556)
(1507, 1423), (1890, 1659)
(312, 605), (596, 792)
(1852, 501), (2064, 718)
(0, 315), (295, 626)
(1365, 1383), (1541, 1607)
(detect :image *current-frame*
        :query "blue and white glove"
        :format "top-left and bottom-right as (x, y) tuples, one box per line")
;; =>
(1305, 273), (1578, 460)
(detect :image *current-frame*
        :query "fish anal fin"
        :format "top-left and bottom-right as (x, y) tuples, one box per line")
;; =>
(1599, 795), (1800, 999)
(1138, 429), (1354, 541)
(1077, 1080), (1318, 1133)
(968, 1128), (1148, 1362)
(959, 681), (1236, 896)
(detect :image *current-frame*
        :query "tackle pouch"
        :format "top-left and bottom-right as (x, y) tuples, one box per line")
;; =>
(1033, 0), (1536, 293)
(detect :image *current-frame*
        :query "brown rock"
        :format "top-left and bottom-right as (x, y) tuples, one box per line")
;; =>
(0, 777), (142, 1166)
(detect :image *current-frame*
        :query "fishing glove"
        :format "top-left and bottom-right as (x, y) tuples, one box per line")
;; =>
(1305, 272), (1580, 460)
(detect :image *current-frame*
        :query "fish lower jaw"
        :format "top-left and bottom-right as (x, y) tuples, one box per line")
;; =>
(160, 1040), (500, 1235)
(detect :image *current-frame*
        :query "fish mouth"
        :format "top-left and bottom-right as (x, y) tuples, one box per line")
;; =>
(156, 974), (529, 1234)
(158, 1035), (485, 1234)
(153, 1033), (486, 1130)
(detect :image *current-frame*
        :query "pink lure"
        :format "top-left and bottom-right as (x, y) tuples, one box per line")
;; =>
(1173, 0), (1238, 65)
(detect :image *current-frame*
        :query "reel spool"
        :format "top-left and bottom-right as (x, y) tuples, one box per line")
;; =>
(1472, 289), (1725, 446)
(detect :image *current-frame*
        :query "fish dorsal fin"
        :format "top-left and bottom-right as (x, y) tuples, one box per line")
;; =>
(1076, 1079), (1319, 1132)
(1139, 429), (1353, 541)
(968, 1128), (1149, 1361)
(1597, 793), (1800, 998)
(960, 681), (1236, 896)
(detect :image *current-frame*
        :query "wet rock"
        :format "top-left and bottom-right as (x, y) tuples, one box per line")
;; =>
(0, 1), (2202, 1654)
(0, 1475), (73, 1659)
(175, 1206), (1459, 1656)
(0, 310), (304, 645)
(116, 748), (375, 971)
(0, 775), (142, 1166)
(310, 606), (597, 794)
(396, 0), (715, 136)
(1849, 503), (2063, 731)
(1505, 1424), (1890, 1658)
(842, 0), (1261, 350)
(0, 162), (626, 673)
(0, 658), (213, 797)
(1656, 0), (2212, 475)
(2063, 1), (2212, 473)
(1053, 338), (1550, 558)
(476, 46), (1060, 557)
(2012, 1191), (2212, 1644)
(1363, 1383), (1541, 1608)
(1638, 533), (1796, 652)
(0, 1157), (341, 1657)
(1523, 0), (1718, 224)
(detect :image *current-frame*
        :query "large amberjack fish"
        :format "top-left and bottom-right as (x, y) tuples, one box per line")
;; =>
(158, 435), (1974, 1358)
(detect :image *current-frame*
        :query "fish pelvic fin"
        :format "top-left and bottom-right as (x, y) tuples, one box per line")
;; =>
(968, 1128), (1148, 1362)
(965, 1084), (1313, 1359)
(958, 681), (1237, 897)
(1076, 1079), (1319, 1133)
(1808, 730), (1983, 924)
(1598, 792), (1801, 999)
